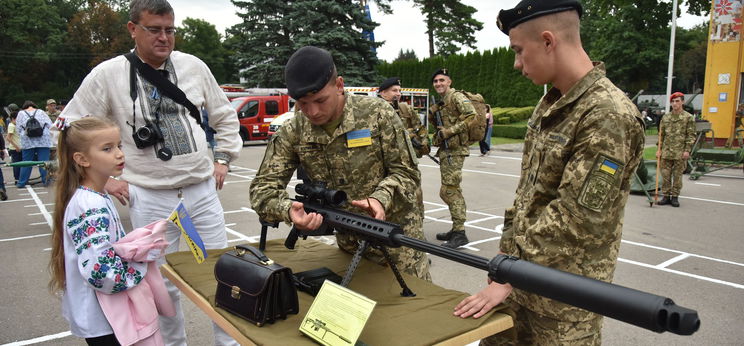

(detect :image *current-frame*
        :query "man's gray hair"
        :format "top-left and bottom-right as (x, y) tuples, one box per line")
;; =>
(129, 0), (174, 23)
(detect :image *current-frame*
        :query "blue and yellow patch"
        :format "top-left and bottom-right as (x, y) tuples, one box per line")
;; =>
(347, 129), (373, 148)
(599, 159), (619, 175)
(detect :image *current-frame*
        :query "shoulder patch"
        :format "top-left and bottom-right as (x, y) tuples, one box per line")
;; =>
(578, 155), (625, 211)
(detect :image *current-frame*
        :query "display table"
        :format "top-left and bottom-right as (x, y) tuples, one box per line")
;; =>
(163, 239), (513, 345)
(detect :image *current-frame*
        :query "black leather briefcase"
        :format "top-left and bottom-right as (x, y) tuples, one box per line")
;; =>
(214, 244), (299, 326)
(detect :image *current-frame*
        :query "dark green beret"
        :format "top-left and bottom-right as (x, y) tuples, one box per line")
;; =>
(284, 46), (335, 100)
(378, 77), (401, 91)
(497, 0), (583, 35)
(431, 68), (450, 83)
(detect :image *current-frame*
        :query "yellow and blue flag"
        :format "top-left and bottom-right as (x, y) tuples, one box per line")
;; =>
(169, 200), (207, 264)
(347, 129), (373, 148)
(599, 159), (619, 175)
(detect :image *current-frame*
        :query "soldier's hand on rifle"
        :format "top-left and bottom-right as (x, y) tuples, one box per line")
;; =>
(350, 197), (385, 220)
(289, 201), (324, 231)
(453, 280), (513, 319)
(682, 151), (690, 160)
(436, 126), (452, 140)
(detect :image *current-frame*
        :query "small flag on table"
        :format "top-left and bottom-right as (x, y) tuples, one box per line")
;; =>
(169, 200), (207, 264)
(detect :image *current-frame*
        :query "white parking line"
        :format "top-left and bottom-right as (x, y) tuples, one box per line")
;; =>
(694, 182), (721, 186)
(26, 187), (53, 230)
(0, 233), (50, 242)
(0, 331), (72, 346)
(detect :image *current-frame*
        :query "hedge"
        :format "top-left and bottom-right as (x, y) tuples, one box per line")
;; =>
(492, 125), (528, 139)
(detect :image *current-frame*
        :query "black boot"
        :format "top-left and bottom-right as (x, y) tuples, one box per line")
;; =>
(656, 195), (670, 206)
(441, 231), (469, 249)
(670, 196), (680, 207)
(436, 230), (455, 241)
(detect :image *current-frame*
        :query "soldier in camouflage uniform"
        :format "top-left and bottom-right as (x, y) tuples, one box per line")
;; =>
(656, 92), (696, 207)
(377, 77), (431, 158)
(428, 68), (477, 249)
(249, 46), (430, 281)
(454, 1), (645, 345)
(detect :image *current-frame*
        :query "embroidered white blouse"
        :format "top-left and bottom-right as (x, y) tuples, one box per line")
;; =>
(61, 186), (149, 338)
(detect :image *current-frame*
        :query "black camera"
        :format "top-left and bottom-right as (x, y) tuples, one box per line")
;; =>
(132, 121), (164, 149)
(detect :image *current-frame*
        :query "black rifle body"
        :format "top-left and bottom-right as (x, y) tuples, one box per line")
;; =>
(286, 184), (700, 336)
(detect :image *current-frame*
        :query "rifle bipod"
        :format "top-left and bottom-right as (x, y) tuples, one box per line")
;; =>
(341, 240), (416, 297)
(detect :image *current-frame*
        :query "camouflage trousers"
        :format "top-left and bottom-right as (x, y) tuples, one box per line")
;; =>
(481, 299), (602, 346)
(336, 233), (432, 282)
(438, 153), (467, 231)
(660, 158), (687, 196)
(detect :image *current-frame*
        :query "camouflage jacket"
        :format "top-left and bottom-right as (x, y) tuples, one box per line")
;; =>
(428, 88), (476, 155)
(397, 102), (430, 158)
(249, 93), (425, 256)
(659, 110), (695, 159)
(499, 63), (645, 321)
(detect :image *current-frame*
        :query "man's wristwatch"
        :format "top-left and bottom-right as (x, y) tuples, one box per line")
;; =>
(215, 159), (229, 167)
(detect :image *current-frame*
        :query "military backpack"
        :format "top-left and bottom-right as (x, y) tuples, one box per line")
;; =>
(457, 91), (488, 145)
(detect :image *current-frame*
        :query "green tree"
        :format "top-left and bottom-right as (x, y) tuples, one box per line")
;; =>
(581, 0), (712, 94)
(176, 18), (229, 83)
(413, 0), (483, 57)
(229, 0), (381, 87)
(394, 48), (418, 62)
(0, 0), (70, 105)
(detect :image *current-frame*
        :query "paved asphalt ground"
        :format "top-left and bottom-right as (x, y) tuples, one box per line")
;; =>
(1, 141), (743, 346)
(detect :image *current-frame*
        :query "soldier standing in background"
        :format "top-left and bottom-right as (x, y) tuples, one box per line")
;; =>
(377, 77), (430, 158)
(454, 1), (645, 344)
(656, 92), (696, 207)
(429, 69), (476, 249)
(250, 46), (431, 280)
(45, 99), (61, 123)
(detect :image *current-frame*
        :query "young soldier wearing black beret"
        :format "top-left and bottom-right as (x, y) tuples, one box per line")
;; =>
(454, 1), (645, 344)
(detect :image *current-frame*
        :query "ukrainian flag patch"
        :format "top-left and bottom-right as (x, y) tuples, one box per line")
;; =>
(599, 159), (619, 175)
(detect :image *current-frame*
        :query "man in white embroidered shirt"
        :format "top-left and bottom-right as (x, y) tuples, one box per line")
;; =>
(59, 0), (241, 345)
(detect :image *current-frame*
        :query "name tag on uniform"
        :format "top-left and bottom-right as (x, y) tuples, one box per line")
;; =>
(347, 129), (373, 148)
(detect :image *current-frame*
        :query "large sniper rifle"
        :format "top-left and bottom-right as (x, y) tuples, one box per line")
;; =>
(284, 182), (700, 336)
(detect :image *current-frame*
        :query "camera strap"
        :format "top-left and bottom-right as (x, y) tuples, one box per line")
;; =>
(124, 52), (202, 126)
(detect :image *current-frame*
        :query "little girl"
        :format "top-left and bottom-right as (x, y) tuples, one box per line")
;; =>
(49, 117), (173, 346)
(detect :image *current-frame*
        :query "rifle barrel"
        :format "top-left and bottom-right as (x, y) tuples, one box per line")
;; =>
(392, 234), (700, 335)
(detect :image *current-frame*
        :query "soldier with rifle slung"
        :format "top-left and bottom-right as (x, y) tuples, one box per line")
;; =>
(428, 68), (477, 249)
(249, 46), (431, 281)
(377, 77), (431, 160)
(454, 1), (646, 344)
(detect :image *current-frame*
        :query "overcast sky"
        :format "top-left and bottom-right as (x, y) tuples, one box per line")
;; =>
(168, 0), (709, 62)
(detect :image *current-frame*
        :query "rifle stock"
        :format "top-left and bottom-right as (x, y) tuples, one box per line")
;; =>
(285, 182), (700, 336)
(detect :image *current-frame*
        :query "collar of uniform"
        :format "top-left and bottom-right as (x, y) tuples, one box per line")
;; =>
(542, 62), (606, 118)
(441, 88), (457, 104)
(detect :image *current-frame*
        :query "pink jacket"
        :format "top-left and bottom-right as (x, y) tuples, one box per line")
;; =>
(96, 220), (175, 346)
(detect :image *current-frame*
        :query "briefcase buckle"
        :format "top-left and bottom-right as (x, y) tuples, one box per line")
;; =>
(231, 285), (241, 299)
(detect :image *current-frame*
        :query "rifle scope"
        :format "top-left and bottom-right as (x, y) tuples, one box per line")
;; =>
(295, 183), (347, 207)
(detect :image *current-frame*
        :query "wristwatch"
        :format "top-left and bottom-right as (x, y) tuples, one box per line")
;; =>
(215, 159), (229, 167)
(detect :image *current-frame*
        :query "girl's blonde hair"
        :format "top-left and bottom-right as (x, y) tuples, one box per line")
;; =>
(49, 116), (119, 293)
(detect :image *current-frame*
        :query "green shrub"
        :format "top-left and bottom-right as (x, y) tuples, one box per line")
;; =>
(496, 116), (511, 124)
(492, 124), (528, 139)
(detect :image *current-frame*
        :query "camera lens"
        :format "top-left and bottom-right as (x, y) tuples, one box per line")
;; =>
(137, 126), (152, 141)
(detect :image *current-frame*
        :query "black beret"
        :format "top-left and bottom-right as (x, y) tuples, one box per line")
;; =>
(431, 68), (450, 83)
(497, 0), (583, 35)
(284, 46), (336, 100)
(378, 77), (401, 91)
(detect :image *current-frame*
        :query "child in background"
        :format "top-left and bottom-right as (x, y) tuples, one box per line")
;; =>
(49, 117), (173, 346)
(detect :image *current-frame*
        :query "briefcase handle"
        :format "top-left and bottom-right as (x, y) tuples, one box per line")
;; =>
(235, 244), (274, 266)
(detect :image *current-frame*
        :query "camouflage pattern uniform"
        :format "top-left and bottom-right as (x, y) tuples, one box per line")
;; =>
(658, 110), (695, 197)
(486, 63), (645, 345)
(250, 93), (431, 281)
(397, 101), (430, 158)
(428, 88), (476, 231)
